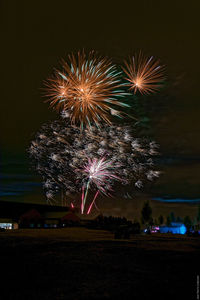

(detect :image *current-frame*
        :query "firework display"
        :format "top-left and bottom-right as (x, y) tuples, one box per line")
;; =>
(123, 52), (165, 95)
(29, 119), (160, 213)
(29, 50), (164, 213)
(45, 51), (129, 128)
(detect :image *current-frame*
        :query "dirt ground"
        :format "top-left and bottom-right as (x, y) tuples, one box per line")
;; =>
(0, 228), (199, 299)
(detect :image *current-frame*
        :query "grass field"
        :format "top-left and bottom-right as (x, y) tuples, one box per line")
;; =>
(0, 228), (199, 299)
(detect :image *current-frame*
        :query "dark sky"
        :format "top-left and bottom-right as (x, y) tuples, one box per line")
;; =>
(1, 0), (200, 216)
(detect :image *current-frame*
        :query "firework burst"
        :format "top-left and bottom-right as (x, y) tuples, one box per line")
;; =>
(45, 51), (129, 127)
(123, 52), (165, 95)
(81, 157), (121, 213)
(83, 157), (120, 193)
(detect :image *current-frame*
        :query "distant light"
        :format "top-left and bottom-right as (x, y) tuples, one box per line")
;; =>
(0, 223), (12, 229)
(180, 225), (187, 235)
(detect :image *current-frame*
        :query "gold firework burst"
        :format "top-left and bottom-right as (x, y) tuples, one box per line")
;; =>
(123, 52), (165, 95)
(45, 51), (128, 127)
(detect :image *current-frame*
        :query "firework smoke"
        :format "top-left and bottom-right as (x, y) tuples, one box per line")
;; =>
(29, 119), (160, 211)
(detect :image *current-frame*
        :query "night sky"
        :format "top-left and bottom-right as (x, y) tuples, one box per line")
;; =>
(1, 1), (200, 219)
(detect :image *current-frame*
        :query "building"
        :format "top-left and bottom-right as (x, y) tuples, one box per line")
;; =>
(19, 209), (44, 228)
(0, 219), (18, 230)
(61, 212), (80, 226)
(0, 201), (99, 229)
(0, 200), (70, 229)
(159, 222), (187, 234)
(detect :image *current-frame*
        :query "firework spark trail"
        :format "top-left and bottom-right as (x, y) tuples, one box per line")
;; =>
(45, 50), (129, 128)
(123, 52), (165, 95)
(93, 197), (99, 211)
(82, 180), (90, 214)
(81, 186), (85, 214)
(87, 190), (100, 215)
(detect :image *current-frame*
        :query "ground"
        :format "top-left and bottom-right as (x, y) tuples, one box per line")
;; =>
(0, 228), (199, 299)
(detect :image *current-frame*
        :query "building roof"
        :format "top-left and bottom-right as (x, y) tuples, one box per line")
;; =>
(20, 209), (42, 221)
(44, 211), (68, 219)
(61, 212), (80, 222)
(0, 218), (15, 223)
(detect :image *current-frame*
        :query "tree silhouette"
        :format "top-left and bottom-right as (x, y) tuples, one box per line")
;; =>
(158, 215), (164, 225)
(166, 216), (171, 226)
(154, 218), (158, 225)
(169, 211), (176, 223)
(197, 205), (200, 223)
(183, 216), (192, 232)
(176, 216), (182, 222)
(141, 200), (152, 225)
